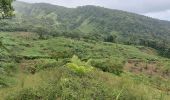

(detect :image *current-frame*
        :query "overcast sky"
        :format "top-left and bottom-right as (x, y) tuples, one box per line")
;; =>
(18, 0), (170, 21)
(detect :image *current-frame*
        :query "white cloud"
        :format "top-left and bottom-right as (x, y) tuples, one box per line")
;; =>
(145, 10), (170, 21)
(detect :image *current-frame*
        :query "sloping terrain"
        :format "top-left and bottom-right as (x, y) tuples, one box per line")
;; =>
(0, 1), (170, 100)
(0, 32), (170, 99)
(0, 1), (170, 45)
(2, 1), (170, 57)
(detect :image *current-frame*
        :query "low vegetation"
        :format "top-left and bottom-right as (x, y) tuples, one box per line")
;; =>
(0, 32), (169, 99)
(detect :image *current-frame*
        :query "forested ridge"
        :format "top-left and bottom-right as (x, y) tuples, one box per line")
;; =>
(1, 1), (170, 57)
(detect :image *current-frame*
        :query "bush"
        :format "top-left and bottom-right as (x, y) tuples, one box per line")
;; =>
(90, 58), (125, 75)
(66, 63), (92, 75)
(66, 55), (93, 75)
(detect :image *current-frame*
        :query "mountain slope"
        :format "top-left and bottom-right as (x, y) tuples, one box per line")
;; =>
(5, 1), (169, 41)
(1, 1), (170, 57)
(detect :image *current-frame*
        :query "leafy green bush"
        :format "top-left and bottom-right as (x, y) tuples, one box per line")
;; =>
(34, 59), (58, 71)
(90, 58), (125, 75)
(66, 55), (93, 75)
(66, 63), (92, 75)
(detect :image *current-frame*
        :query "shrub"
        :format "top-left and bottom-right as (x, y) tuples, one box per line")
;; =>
(66, 55), (93, 75)
(66, 63), (92, 75)
(90, 58), (125, 75)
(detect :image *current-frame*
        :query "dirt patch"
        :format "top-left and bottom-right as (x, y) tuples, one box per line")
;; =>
(124, 59), (168, 78)
(138, 47), (158, 55)
(19, 60), (38, 74)
(13, 32), (37, 40)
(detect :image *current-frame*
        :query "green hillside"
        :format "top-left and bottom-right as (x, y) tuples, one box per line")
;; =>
(1, 1), (170, 57)
(0, 32), (170, 99)
(0, 1), (170, 100)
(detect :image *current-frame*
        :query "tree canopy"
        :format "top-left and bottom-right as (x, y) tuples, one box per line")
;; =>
(0, 0), (15, 19)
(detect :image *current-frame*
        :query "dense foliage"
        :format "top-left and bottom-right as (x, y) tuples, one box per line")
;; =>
(0, 0), (15, 19)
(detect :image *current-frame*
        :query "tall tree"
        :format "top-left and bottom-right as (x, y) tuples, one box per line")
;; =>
(0, 0), (15, 19)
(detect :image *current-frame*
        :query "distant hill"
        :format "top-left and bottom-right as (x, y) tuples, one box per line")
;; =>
(1, 1), (170, 57)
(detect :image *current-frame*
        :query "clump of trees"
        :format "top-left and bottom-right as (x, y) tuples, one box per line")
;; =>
(33, 26), (49, 39)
